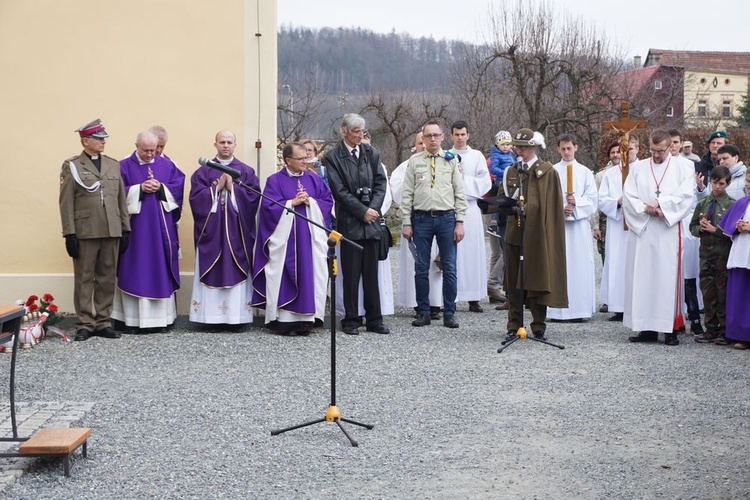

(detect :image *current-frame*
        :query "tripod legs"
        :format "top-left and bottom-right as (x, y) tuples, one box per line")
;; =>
(271, 405), (373, 447)
(527, 336), (565, 350)
(498, 328), (565, 353)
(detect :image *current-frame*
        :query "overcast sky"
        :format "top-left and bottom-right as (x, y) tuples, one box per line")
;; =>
(278, 0), (750, 61)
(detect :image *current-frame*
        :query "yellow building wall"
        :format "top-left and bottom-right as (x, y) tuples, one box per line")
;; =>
(683, 69), (748, 128)
(0, 0), (278, 313)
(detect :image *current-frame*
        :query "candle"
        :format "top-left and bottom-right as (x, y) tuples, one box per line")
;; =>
(566, 163), (573, 193)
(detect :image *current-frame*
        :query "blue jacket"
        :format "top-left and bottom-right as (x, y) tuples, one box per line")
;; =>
(489, 145), (517, 184)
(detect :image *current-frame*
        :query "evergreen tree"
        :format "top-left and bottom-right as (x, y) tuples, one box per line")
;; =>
(737, 92), (750, 128)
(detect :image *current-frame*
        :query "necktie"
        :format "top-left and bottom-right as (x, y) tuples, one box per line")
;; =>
(351, 148), (358, 160)
(706, 199), (717, 224)
(430, 154), (437, 187)
(522, 163), (528, 171)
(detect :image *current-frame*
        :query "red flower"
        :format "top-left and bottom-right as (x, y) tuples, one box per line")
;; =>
(26, 295), (39, 306)
(42, 293), (55, 302)
(47, 304), (59, 314)
(28, 303), (39, 312)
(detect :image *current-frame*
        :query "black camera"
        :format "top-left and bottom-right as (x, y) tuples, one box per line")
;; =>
(357, 186), (372, 204)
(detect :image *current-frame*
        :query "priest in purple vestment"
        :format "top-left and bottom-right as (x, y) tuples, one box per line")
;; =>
(112, 131), (186, 331)
(252, 143), (333, 335)
(718, 180), (750, 349)
(189, 130), (260, 328)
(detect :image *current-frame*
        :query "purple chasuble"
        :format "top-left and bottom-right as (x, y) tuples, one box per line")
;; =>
(118, 152), (185, 298)
(718, 195), (750, 235)
(189, 158), (260, 288)
(252, 169), (333, 315)
(720, 195), (750, 342)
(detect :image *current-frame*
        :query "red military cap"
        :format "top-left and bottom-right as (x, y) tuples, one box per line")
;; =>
(76, 118), (109, 138)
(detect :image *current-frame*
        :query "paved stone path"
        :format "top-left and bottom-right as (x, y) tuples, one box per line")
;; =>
(0, 402), (93, 489)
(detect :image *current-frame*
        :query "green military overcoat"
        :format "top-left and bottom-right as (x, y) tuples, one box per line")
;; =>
(504, 160), (568, 308)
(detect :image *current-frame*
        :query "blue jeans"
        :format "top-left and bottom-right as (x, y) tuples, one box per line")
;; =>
(413, 211), (457, 317)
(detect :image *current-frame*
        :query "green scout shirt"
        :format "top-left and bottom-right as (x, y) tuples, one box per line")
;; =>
(400, 149), (467, 225)
(689, 191), (735, 246)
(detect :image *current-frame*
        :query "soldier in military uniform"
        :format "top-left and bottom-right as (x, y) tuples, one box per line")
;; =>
(59, 119), (130, 341)
(502, 128), (568, 342)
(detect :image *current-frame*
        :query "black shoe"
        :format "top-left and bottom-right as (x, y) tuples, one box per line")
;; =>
(598, 304), (609, 313)
(341, 325), (360, 335)
(468, 302), (483, 313)
(664, 332), (679, 346)
(366, 324), (390, 334)
(430, 307), (441, 320)
(93, 327), (121, 339)
(608, 313), (624, 322)
(412, 314), (431, 327)
(629, 330), (658, 343)
(533, 331), (548, 341)
(695, 332), (719, 343)
(74, 329), (91, 341)
(690, 320), (704, 335)
(294, 323), (312, 336)
(443, 316), (459, 328)
(504, 331), (517, 342)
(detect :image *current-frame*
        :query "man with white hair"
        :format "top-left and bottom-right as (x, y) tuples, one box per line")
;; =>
(113, 131), (186, 332)
(324, 113), (390, 335)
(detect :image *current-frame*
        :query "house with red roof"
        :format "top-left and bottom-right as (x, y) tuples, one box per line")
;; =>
(614, 49), (750, 128)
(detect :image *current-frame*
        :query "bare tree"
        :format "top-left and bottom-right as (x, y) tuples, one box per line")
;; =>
(482, 0), (625, 165)
(449, 43), (514, 153)
(360, 91), (450, 169)
(277, 63), (329, 144)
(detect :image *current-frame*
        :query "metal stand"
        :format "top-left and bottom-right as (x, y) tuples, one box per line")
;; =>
(495, 167), (565, 354)
(0, 306), (28, 444)
(271, 237), (373, 447)
(200, 161), (373, 446)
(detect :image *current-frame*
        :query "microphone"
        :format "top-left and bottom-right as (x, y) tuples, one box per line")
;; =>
(198, 157), (241, 179)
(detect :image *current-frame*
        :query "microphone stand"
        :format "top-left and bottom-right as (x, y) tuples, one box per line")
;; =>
(209, 165), (374, 446)
(495, 164), (565, 353)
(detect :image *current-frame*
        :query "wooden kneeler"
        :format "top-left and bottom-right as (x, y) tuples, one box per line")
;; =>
(19, 428), (91, 477)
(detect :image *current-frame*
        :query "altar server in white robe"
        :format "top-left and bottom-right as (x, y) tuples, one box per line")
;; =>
(548, 134), (597, 321)
(623, 130), (695, 346)
(669, 129), (705, 334)
(450, 121), (492, 312)
(598, 158), (627, 320)
(391, 133), (443, 314)
(598, 136), (640, 321)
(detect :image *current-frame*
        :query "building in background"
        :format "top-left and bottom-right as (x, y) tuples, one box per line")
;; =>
(0, 0), (278, 312)
(614, 49), (750, 129)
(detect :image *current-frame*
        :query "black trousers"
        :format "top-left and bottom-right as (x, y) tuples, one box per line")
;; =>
(340, 238), (382, 328)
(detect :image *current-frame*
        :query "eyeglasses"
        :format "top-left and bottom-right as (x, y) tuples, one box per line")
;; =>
(290, 156), (307, 161)
(423, 133), (442, 140)
(649, 148), (668, 154)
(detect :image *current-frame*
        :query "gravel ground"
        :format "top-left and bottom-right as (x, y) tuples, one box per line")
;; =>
(2, 244), (750, 499)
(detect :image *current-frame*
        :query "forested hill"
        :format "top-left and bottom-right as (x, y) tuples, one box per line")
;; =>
(278, 26), (474, 93)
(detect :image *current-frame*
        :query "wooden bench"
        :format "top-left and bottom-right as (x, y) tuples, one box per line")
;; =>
(19, 427), (91, 477)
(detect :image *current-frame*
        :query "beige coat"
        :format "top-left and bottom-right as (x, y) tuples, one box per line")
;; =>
(59, 152), (130, 238)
